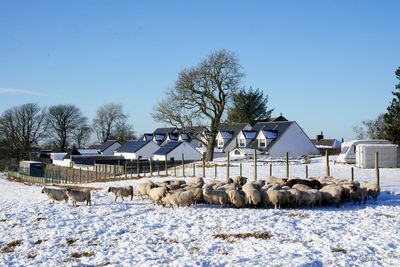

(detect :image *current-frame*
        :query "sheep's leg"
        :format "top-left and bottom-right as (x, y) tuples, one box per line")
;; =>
(121, 196), (124, 202)
(131, 195), (133, 201)
(115, 196), (118, 202)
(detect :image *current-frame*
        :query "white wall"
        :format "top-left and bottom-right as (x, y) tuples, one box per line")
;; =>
(153, 142), (202, 161)
(102, 142), (121, 156)
(114, 142), (160, 160)
(268, 122), (319, 158)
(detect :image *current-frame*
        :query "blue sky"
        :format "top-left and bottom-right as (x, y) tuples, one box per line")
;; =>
(0, 1), (398, 141)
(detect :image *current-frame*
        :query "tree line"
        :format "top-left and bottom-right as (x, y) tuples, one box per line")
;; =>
(0, 103), (136, 159)
(354, 67), (400, 144)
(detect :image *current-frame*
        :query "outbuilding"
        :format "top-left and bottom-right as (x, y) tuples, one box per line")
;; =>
(153, 141), (202, 161)
(114, 140), (160, 160)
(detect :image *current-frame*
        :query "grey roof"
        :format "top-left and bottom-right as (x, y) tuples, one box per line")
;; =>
(142, 133), (153, 141)
(115, 140), (152, 153)
(242, 130), (257, 140)
(218, 123), (249, 134)
(90, 140), (120, 152)
(153, 127), (178, 134)
(255, 121), (294, 150)
(154, 141), (182, 155)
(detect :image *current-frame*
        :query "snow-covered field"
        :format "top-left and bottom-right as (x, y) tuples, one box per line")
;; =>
(1, 158), (400, 266)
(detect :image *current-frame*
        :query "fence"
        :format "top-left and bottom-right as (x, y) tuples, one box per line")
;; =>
(6, 151), (383, 186)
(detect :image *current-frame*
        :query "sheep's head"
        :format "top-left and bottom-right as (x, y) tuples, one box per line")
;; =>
(66, 188), (72, 193)
(350, 185), (358, 192)
(107, 187), (112, 192)
(41, 187), (46, 194)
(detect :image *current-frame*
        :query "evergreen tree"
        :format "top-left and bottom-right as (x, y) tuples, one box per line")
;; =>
(384, 67), (400, 144)
(227, 87), (273, 125)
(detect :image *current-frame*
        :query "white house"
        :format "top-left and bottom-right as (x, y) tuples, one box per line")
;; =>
(254, 121), (319, 158)
(230, 148), (261, 159)
(236, 130), (258, 148)
(114, 140), (160, 160)
(215, 123), (252, 155)
(153, 141), (202, 161)
(90, 140), (121, 156)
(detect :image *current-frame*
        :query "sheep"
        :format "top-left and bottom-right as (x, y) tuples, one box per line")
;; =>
(66, 189), (91, 207)
(183, 186), (203, 203)
(148, 186), (168, 204)
(363, 181), (380, 201)
(266, 189), (285, 209)
(260, 190), (272, 208)
(203, 186), (229, 206)
(285, 178), (322, 189)
(349, 185), (368, 205)
(233, 176), (248, 188)
(226, 189), (245, 208)
(136, 181), (155, 199)
(190, 177), (204, 188)
(241, 184), (262, 206)
(288, 188), (301, 207)
(298, 190), (317, 208)
(41, 187), (68, 203)
(107, 186), (134, 202)
(310, 189), (322, 207)
(248, 180), (266, 191)
(162, 190), (195, 207)
(292, 184), (312, 191)
(319, 185), (343, 208)
(265, 176), (288, 186)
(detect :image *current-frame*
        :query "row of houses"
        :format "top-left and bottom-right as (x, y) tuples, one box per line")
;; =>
(50, 116), (343, 167)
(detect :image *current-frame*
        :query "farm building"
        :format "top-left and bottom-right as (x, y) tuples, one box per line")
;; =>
(311, 132), (342, 155)
(114, 140), (160, 160)
(236, 130), (258, 148)
(253, 121), (319, 158)
(90, 140), (122, 156)
(229, 148), (261, 159)
(19, 161), (44, 177)
(153, 141), (202, 161)
(215, 123), (252, 156)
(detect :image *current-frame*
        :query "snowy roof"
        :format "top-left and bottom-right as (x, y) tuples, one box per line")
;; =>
(78, 149), (101, 155)
(90, 140), (120, 152)
(153, 127), (178, 134)
(311, 139), (341, 149)
(115, 140), (152, 153)
(154, 141), (182, 155)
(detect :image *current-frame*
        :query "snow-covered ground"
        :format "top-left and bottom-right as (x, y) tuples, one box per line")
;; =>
(1, 158), (400, 266)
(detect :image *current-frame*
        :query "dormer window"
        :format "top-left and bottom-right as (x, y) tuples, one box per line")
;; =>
(259, 139), (266, 148)
(239, 138), (246, 147)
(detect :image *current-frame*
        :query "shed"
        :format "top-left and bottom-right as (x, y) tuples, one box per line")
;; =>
(19, 161), (44, 177)
(230, 148), (261, 159)
(153, 141), (202, 161)
(90, 140), (122, 155)
(114, 140), (160, 160)
(356, 144), (398, 168)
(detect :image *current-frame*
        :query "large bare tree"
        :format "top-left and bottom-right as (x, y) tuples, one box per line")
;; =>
(0, 103), (47, 158)
(47, 104), (87, 152)
(71, 117), (92, 148)
(153, 49), (244, 161)
(92, 103), (129, 143)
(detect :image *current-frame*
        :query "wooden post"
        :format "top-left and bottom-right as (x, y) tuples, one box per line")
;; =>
(137, 159), (140, 178)
(192, 162), (196, 177)
(150, 158), (153, 177)
(214, 164), (217, 178)
(174, 163), (177, 177)
(95, 165), (98, 181)
(269, 164), (272, 176)
(124, 162), (127, 179)
(305, 165), (309, 178)
(285, 152), (289, 178)
(239, 163), (242, 177)
(79, 168), (82, 183)
(165, 155), (168, 177)
(202, 155), (206, 178)
(182, 154), (185, 177)
(325, 150), (330, 177)
(375, 152), (380, 186)
(253, 149), (257, 180)
(87, 168), (89, 183)
(114, 164), (117, 179)
(226, 153), (230, 179)
(351, 167), (354, 182)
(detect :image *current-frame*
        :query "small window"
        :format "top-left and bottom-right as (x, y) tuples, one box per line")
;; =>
(235, 150), (241, 155)
(239, 139), (245, 147)
(138, 156), (142, 160)
(259, 139), (266, 148)
(170, 157), (174, 162)
(218, 139), (224, 148)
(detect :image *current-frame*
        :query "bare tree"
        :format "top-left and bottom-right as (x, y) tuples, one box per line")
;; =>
(47, 104), (87, 152)
(353, 125), (366, 140)
(0, 103), (47, 158)
(92, 103), (128, 143)
(153, 49), (244, 161)
(112, 120), (137, 143)
(71, 118), (92, 148)
(362, 114), (387, 139)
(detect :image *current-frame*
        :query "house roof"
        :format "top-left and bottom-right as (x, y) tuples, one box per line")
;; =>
(154, 141), (183, 155)
(253, 115), (288, 124)
(90, 140), (120, 152)
(167, 133), (179, 141)
(153, 127), (178, 134)
(142, 133), (153, 141)
(242, 130), (257, 140)
(220, 131), (234, 140)
(218, 123), (249, 133)
(256, 121), (294, 150)
(153, 134), (166, 142)
(311, 139), (340, 148)
(115, 140), (152, 153)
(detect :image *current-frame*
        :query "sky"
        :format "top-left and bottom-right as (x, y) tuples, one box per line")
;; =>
(0, 0), (398, 141)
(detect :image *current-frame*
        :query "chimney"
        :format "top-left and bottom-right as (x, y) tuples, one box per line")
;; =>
(317, 131), (324, 142)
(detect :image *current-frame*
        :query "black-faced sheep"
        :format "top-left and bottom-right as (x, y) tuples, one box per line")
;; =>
(363, 181), (380, 201)
(285, 178), (322, 189)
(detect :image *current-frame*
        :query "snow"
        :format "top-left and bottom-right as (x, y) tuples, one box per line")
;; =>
(1, 158), (400, 266)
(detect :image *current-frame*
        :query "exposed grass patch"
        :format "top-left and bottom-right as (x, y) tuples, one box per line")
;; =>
(71, 251), (95, 258)
(213, 231), (272, 240)
(28, 253), (37, 259)
(285, 212), (310, 219)
(34, 239), (43, 245)
(331, 247), (347, 254)
(163, 238), (179, 244)
(1, 240), (23, 253)
(66, 238), (77, 246)
(377, 213), (395, 219)
(36, 217), (46, 222)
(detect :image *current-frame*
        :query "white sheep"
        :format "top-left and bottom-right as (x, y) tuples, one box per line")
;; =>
(266, 189), (285, 209)
(148, 186), (168, 204)
(233, 176), (248, 187)
(298, 190), (317, 208)
(203, 186), (229, 206)
(242, 183), (262, 206)
(66, 189), (91, 207)
(107, 186), (134, 202)
(292, 184), (312, 191)
(226, 189), (245, 208)
(183, 186), (203, 203)
(363, 181), (380, 201)
(162, 190), (195, 207)
(319, 185), (343, 208)
(136, 181), (155, 199)
(349, 185), (368, 205)
(190, 177), (205, 188)
(41, 187), (68, 204)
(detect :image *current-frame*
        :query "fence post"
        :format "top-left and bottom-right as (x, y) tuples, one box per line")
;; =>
(174, 163), (177, 177)
(95, 165), (98, 181)
(79, 168), (82, 183)
(87, 167), (89, 183)
(285, 152), (289, 178)
(269, 164), (272, 176)
(150, 158), (153, 177)
(305, 165), (309, 178)
(351, 167), (354, 182)
(124, 162), (127, 179)
(202, 155), (205, 178)
(192, 162), (195, 177)
(72, 168), (75, 183)
(253, 149), (257, 180)
(165, 155), (168, 177)
(325, 150), (330, 177)
(375, 152), (380, 186)
(226, 153), (230, 179)
(137, 159), (140, 179)
(157, 160), (160, 177)
(240, 163), (242, 177)
(214, 164), (217, 178)
(114, 164), (117, 179)
(182, 154), (185, 177)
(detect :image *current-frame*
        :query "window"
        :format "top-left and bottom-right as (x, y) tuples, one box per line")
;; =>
(239, 139), (245, 147)
(138, 156), (142, 160)
(259, 139), (266, 148)
(235, 150), (241, 155)
(218, 139), (224, 148)
(170, 157), (175, 163)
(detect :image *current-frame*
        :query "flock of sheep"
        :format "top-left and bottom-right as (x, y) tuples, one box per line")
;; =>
(41, 175), (381, 209)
